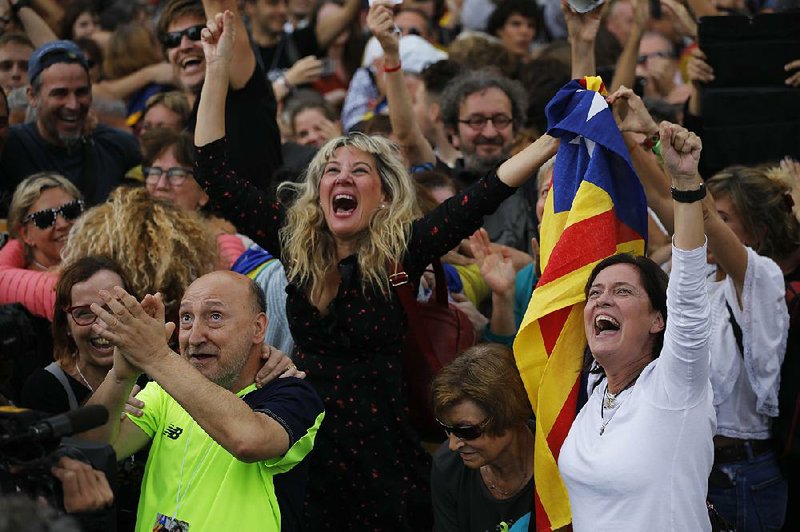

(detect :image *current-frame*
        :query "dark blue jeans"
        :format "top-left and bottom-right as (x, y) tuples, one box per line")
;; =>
(708, 448), (787, 532)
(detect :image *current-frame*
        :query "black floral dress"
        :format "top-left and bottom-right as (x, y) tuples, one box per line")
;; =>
(196, 139), (516, 530)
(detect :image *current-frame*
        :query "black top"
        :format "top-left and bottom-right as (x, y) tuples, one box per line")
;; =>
(195, 137), (516, 529)
(186, 64), (282, 194)
(431, 441), (535, 532)
(246, 377), (324, 532)
(257, 27), (321, 82)
(19, 366), (92, 414)
(0, 123), (141, 217)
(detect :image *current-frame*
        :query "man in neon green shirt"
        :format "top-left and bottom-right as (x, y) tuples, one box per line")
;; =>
(82, 271), (324, 531)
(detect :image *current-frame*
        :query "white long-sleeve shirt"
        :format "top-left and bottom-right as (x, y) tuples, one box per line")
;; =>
(559, 243), (716, 532)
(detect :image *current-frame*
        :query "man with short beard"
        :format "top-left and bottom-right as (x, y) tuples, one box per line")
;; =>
(82, 271), (324, 532)
(0, 40), (140, 218)
(438, 69), (535, 251)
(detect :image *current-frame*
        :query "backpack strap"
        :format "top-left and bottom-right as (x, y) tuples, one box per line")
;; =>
(44, 362), (79, 411)
(724, 300), (744, 357)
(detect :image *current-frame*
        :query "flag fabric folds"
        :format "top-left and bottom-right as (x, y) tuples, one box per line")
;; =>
(513, 77), (649, 531)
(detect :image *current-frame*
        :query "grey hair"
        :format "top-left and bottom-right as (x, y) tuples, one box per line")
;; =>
(439, 69), (529, 132)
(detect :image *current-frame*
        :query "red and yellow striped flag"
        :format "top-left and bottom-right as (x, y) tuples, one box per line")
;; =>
(513, 77), (648, 531)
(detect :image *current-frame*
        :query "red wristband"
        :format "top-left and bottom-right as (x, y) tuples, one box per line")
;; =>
(383, 62), (402, 73)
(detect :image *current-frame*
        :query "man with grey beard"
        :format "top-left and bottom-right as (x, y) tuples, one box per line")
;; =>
(439, 69), (535, 251)
(0, 41), (140, 218)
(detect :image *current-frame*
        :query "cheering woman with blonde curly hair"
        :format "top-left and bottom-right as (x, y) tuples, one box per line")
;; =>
(193, 11), (559, 529)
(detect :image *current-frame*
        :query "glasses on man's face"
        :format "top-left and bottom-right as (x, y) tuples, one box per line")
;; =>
(397, 25), (422, 37)
(0, 59), (28, 72)
(437, 417), (490, 440)
(66, 304), (109, 326)
(457, 114), (513, 131)
(23, 199), (85, 230)
(161, 24), (205, 49)
(637, 51), (672, 65)
(143, 166), (193, 186)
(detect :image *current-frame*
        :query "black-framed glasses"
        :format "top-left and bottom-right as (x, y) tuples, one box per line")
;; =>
(0, 59), (28, 72)
(457, 114), (513, 131)
(143, 166), (193, 186)
(65, 304), (108, 326)
(23, 199), (84, 229)
(437, 417), (490, 440)
(160, 24), (205, 49)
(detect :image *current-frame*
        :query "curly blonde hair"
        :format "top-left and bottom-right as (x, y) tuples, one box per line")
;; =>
(60, 186), (218, 317)
(278, 133), (420, 301)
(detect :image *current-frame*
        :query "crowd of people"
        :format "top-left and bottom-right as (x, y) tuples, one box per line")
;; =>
(0, 0), (798, 531)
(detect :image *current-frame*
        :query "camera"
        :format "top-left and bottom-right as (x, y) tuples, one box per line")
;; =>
(0, 405), (117, 531)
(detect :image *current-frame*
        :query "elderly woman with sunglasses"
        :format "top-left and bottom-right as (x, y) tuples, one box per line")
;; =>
(0, 172), (85, 319)
(431, 343), (536, 532)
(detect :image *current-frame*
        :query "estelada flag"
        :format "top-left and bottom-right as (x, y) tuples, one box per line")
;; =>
(513, 77), (648, 531)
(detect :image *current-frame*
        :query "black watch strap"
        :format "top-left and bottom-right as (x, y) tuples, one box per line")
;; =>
(11, 0), (32, 15)
(671, 183), (707, 203)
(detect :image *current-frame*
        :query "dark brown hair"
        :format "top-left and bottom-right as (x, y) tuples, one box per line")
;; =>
(140, 128), (194, 167)
(52, 256), (131, 365)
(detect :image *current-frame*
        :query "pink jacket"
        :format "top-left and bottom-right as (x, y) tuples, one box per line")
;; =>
(0, 235), (246, 321)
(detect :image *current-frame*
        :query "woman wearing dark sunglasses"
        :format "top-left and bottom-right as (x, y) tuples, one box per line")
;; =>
(431, 343), (535, 532)
(0, 172), (85, 318)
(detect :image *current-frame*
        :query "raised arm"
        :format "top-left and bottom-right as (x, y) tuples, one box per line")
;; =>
(203, 0), (254, 90)
(91, 288), (291, 462)
(607, 86), (674, 231)
(561, 0), (600, 80)
(496, 133), (560, 188)
(194, 11), (282, 253)
(610, 0), (648, 92)
(196, 11), (233, 147)
(5, 0), (57, 47)
(315, 0), (361, 50)
(367, 2), (436, 166)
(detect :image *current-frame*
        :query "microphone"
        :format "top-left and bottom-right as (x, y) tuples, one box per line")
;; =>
(0, 405), (109, 446)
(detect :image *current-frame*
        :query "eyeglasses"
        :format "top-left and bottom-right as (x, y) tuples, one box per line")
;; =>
(65, 304), (109, 326)
(397, 26), (422, 37)
(23, 199), (84, 229)
(437, 417), (490, 440)
(0, 60), (28, 72)
(457, 114), (513, 131)
(637, 51), (673, 65)
(160, 24), (205, 49)
(143, 166), (193, 186)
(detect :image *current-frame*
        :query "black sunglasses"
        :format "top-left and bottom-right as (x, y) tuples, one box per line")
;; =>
(161, 24), (205, 49)
(437, 417), (490, 440)
(23, 199), (85, 229)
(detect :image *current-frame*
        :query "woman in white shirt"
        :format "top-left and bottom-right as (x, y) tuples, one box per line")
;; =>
(558, 122), (715, 532)
(704, 165), (794, 531)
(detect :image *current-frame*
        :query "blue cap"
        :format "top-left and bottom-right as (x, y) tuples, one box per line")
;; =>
(28, 40), (89, 83)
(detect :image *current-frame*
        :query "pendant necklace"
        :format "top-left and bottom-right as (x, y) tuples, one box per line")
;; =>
(74, 357), (94, 392)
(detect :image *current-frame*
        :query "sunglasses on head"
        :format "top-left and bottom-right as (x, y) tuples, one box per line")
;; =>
(161, 24), (205, 49)
(437, 417), (490, 440)
(23, 199), (84, 229)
